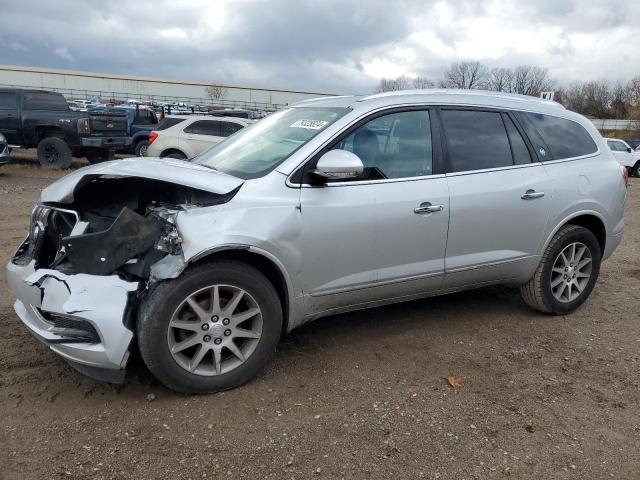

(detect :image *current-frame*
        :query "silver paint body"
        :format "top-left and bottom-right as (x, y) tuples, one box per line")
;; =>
(6, 90), (626, 373)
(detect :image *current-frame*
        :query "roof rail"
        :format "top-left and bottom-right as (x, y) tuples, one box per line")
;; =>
(358, 88), (565, 108)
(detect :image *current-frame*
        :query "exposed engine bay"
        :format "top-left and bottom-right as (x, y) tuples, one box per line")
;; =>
(14, 175), (238, 281)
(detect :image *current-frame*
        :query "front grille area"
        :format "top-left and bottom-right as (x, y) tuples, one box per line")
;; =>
(39, 310), (101, 344)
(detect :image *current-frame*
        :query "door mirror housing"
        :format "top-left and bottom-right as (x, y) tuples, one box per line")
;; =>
(627, 147), (633, 153)
(313, 149), (364, 182)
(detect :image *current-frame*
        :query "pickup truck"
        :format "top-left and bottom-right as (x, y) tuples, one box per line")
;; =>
(0, 88), (130, 168)
(90, 105), (158, 156)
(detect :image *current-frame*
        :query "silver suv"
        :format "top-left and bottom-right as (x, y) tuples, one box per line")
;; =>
(7, 90), (626, 393)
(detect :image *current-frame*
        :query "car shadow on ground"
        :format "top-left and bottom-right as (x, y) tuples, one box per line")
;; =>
(114, 285), (536, 397)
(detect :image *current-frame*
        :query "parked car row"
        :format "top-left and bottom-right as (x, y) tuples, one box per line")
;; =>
(0, 87), (264, 167)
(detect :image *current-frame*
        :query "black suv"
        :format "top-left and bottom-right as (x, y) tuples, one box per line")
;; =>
(0, 88), (129, 168)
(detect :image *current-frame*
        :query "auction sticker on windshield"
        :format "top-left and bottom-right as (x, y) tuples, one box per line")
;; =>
(290, 119), (329, 130)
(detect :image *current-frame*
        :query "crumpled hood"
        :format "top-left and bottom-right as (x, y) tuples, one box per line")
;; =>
(41, 157), (244, 203)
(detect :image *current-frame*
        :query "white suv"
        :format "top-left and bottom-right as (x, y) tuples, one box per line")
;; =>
(146, 115), (251, 159)
(606, 138), (640, 176)
(6, 90), (627, 393)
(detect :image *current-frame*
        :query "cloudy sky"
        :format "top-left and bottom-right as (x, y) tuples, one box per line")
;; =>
(1, 0), (639, 94)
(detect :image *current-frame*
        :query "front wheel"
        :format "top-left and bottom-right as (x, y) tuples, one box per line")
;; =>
(520, 224), (601, 315)
(137, 261), (283, 393)
(632, 161), (640, 178)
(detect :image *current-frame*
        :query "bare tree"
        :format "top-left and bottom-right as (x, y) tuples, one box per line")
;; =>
(205, 85), (228, 100)
(610, 81), (631, 119)
(626, 76), (640, 119)
(375, 75), (413, 92)
(412, 76), (435, 89)
(559, 80), (612, 118)
(440, 61), (488, 89)
(510, 66), (553, 96)
(487, 67), (513, 92)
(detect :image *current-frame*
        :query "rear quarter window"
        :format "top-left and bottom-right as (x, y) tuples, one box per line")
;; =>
(516, 112), (597, 160)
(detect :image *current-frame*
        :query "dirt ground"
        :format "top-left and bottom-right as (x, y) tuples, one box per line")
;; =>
(1, 157), (639, 480)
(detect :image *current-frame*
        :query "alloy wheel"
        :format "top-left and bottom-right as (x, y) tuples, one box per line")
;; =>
(550, 242), (593, 303)
(167, 284), (263, 376)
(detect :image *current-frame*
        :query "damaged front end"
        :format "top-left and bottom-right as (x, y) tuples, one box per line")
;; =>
(7, 165), (240, 382)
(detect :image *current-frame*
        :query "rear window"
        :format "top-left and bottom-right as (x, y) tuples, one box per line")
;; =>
(23, 92), (69, 111)
(157, 117), (186, 131)
(515, 112), (597, 160)
(184, 120), (222, 136)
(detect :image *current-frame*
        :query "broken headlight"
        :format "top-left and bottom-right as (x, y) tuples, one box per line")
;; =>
(147, 205), (183, 255)
(27, 205), (51, 258)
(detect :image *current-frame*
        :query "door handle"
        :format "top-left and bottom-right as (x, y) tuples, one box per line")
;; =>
(521, 189), (545, 200)
(414, 202), (443, 214)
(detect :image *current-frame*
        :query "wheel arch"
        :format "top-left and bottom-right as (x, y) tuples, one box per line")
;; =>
(186, 246), (294, 335)
(160, 147), (187, 158)
(544, 211), (606, 256)
(35, 125), (66, 142)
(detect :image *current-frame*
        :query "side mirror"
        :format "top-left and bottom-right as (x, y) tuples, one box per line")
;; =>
(313, 149), (364, 181)
(627, 147), (633, 153)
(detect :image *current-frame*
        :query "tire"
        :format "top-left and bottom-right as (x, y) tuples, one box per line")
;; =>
(85, 148), (115, 164)
(632, 161), (640, 178)
(134, 140), (149, 157)
(163, 152), (187, 160)
(520, 224), (601, 315)
(37, 137), (72, 169)
(137, 260), (283, 394)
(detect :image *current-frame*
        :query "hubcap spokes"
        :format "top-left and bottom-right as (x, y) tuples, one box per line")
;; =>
(167, 285), (263, 376)
(550, 242), (592, 303)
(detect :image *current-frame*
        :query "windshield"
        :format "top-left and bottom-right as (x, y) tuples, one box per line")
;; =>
(192, 107), (349, 179)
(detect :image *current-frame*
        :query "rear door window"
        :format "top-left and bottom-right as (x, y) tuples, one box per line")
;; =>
(441, 109), (513, 172)
(515, 112), (597, 160)
(184, 120), (222, 136)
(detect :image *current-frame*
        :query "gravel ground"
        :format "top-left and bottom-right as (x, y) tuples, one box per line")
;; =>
(1, 159), (639, 480)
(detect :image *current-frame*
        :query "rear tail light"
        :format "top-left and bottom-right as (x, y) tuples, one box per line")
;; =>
(622, 165), (629, 186)
(149, 131), (158, 145)
(77, 118), (91, 134)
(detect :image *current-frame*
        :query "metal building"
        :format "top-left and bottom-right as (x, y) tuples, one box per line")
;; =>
(0, 64), (338, 111)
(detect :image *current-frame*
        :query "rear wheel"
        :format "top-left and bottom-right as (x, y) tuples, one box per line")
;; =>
(85, 148), (115, 164)
(520, 224), (601, 314)
(137, 261), (283, 393)
(134, 140), (149, 157)
(37, 137), (72, 169)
